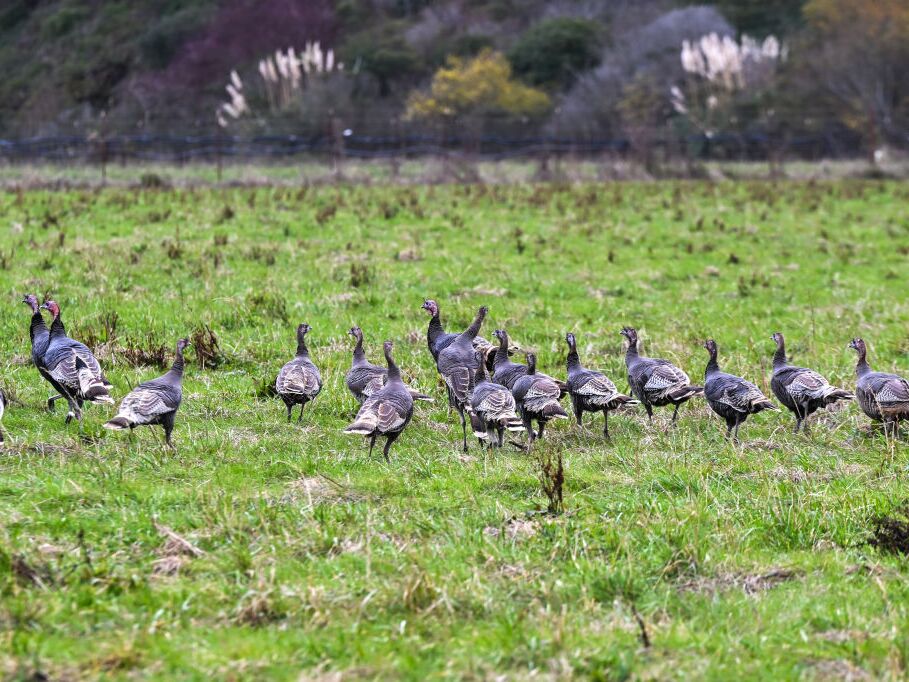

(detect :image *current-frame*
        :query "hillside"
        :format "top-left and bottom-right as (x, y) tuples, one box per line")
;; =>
(0, 0), (804, 137)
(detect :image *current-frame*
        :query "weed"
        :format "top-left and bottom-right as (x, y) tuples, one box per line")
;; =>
(191, 324), (225, 369)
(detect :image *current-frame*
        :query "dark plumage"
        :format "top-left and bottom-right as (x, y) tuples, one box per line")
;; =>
(275, 323), (322, 422)
(703, 339), (777, 443)
(422, 299), (496, 370)
(621, 326), (703, 424)
(565, 333), (637, 438)
(22, 294), (62, 410)
(437, 305), (488, 451)
(849, 337), (909, 436)
(39, 300), (114, 424)
(469, 351), (523, 448)
(344, 341), (414, 461)
(770, 332), (853, 433)
(492, 329), (527, 390)
(511, 352), (568, 445)
(104, 338), (189, 447)
(346, 326), (432, 404)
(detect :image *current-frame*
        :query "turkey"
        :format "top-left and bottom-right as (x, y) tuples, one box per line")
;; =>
(849, 337), (909, 436)
(422, 299), (496, 371)
(43, 299), (113, 390)
(621, 326), (703, 424)
(343, 341), (414, 461)
(511, 352), (568, 446)
(104, 338), (189, 447)
(492, 329), (528, 390)
(345, 326), (431, 404)
(469, 351), (523, 449)
(276, 323), (322, 422)
(703, 339), (777, 443)
(39, 300), (114, 424)
(437, 305), (488, 451)
(770, 332), (853, 433)
(565, 332), (637, 438)
(492, 328), (568, 396)
(22, 294), (62, 410)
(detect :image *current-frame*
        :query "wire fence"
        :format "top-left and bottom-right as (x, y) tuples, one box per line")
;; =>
(0, 129), (871, 164)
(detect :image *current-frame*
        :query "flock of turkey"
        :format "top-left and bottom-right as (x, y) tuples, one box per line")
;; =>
(9, 295), (909, 455)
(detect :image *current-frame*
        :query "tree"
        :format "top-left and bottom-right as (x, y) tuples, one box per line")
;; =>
(801, 0), (909, 162)
(507, 18), (601, 89)
(404, 49), (550, 126)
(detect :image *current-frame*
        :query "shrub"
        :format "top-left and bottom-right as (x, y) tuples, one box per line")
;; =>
(507, 18), (601, 88)
(405, 50), (550, 124)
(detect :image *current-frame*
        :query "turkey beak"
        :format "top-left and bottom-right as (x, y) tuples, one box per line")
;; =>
(39, 302), (49, 311)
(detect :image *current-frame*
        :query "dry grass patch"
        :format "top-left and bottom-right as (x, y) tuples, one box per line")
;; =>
(677, 568), (799, 596)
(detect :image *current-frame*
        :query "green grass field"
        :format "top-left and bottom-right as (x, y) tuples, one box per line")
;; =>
(2, 180), (909, 680)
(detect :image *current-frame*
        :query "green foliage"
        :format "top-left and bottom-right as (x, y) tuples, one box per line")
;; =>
(40, 4), (90, 38)
(427, 33), (495, 67)
(0, 178), (908, 677)
(139, 5), (215, 70)
(341, 25), (421, 96)
(507, 17), (601, 88)
(706, 0), (807, 36)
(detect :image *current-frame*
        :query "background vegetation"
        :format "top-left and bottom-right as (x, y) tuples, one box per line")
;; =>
(1, 0), (907, 162)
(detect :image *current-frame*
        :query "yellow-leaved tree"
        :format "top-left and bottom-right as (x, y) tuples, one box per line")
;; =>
(405, 50), (550, 126)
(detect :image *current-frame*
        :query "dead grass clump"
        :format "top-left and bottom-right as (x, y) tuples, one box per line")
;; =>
(234, 591), (284, 626)
(868, 504), (909, 555)
(286, 475), (362, 505)
(677, 568), (797, 596)
(805, 659), (871, 681)
(246, 291), (288, 323)
(119, 339), (169, 369)
(139, 173), (169, 189)
(538, 450), (564, 514)
(401, 570), (440, 612)
(73, 311), (120, 349)
(9, 553), (52, 588)
(350, 262), (372, 288)
(486, 517), (540, 541)
(191, 324), (225, 369)
(151, 522), (204, 578)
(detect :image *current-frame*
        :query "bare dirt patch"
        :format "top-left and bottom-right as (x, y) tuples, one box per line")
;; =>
(804, 659), (872, 681)
(677, 568), (798, 596)
(286, 475), (363, 505)
(485, 517), (540, 541)
(151, 522), (205, 577)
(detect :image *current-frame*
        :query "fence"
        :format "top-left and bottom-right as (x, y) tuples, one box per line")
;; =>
(0, 129), (870, 165)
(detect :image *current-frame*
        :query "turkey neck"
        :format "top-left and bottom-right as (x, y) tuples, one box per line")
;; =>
(854, 347), (870, 377)
(462, 308), (486, 342)
(30, 310), (50, 354)
(385, 347), (401, 382)
(352, 334), (366, 365)
(527, 356), (537, 375)
(49, 312), (65, 340)
(494, 334), (510, 368)
(296, 330), (310, 358)
(705, 348), (720, 376)
(427, 313), (445, 346)
(170, 346), (186, 378)
(625, 338), (639, 363)
(566, 342), (581, 374)
(772, 339), (787, 368)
